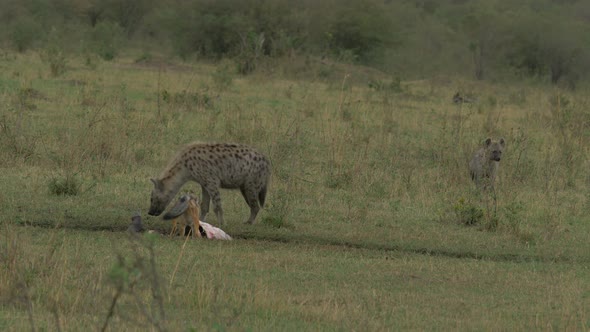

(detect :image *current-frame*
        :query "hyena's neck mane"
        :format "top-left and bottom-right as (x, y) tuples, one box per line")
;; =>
(158, 148), (192, 192)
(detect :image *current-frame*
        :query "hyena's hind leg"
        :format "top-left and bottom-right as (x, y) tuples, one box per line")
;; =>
(240, 185), (260, 224)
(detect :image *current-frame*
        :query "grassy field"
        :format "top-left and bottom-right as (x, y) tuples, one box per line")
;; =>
(1, 51), (589, 330)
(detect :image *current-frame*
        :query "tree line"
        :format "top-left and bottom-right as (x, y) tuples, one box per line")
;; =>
(1, 0), (589, 85)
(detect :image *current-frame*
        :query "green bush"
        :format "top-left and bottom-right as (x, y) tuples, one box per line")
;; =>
(212, 62), (234, 91)
(326, 1), (393, 63)
(9, 17), (43, 52)
(41, 44), (67, 77)
(134, 51), (152, 63)
(236, 32), (265, 75)
(453, 198), (484, 226)
(368, 77), (402, 93)
(161, 89), (213, 111)
(90, 21), (124, 61)
(505, 13), (590, 85)
(48, 175), (81, 196)
(39, 28), (68, 77)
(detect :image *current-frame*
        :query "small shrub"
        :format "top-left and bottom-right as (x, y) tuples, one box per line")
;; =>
(453, 197), (484, 226)
(84, 53), (99, 70)
(318, 65), (334, 79)
(10, 17), (43, 52)
(344, 191), (369, 222)
(325, 170), (352, 189)
(335, 49), (359, 64)
(340, 106), (353, 122)
(507, 89), (527, 106)
(15, 87), (40, 111)
(0, 111), (37, 162)
(161, 90), (213, 110)
(483, 215), (499, 232)
(40, 28), (67, 77)
(236, 32), (265, 75)
(368, 77), (402, 93)
(134, 52), (152, 63)
(134, 148), (151, 163)
(212, 62), (234, 91)
(487, 96), (498, 108)
(90, 21), (124, 61)
(48, 175), (81, 196)
(41, 46), (67, 77)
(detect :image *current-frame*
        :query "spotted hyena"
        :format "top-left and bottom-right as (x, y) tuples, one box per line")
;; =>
(469, 137), (505, 190)
(148, 142), (270, 225)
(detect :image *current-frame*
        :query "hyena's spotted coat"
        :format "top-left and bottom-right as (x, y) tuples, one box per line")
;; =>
(469, 137), (505, 190)
(148, 142), (270, 225)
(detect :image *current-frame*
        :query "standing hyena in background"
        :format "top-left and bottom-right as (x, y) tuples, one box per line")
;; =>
(469, 137), (506, 190)
(148, 142), (270, 225)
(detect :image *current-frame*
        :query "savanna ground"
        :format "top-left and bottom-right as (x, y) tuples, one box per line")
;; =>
(1, 51), (589, 331)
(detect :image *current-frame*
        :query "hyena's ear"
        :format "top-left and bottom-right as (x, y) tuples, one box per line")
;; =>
(151, 178), (163, 191)
(484, 138), (492, 146)
(499, 137), (506, 147)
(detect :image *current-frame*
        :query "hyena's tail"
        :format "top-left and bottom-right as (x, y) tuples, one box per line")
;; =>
(258, 184), (267, 208)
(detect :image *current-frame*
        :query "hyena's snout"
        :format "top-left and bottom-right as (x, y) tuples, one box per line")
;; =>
(148, 181), (169, 216)
(491, 151), (502, 162)
(148, 199), (166, 216)
(147, 208), (162, 216)
(487, 138), (505, 163)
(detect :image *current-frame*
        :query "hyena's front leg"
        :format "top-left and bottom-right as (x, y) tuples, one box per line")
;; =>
(203, 183), (224, 225)
(200, 185), (211, 222)
(474, 175), (482, 191)
(211, 189), (225, 226)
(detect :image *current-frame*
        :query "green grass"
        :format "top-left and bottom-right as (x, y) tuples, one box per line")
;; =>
(1, 52), (590, 330)
(2, 228), (589, 331)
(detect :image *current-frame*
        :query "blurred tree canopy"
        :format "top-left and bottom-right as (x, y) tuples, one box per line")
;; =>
(0, 0), (588, 84)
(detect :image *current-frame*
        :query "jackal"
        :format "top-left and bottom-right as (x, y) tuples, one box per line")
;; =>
(148, 142), (270, 225)
(164, 194), (232, 240)
(163, 194), (203, 237)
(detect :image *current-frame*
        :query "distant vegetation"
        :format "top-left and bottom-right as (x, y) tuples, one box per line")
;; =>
(1, 0), (589, 86)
